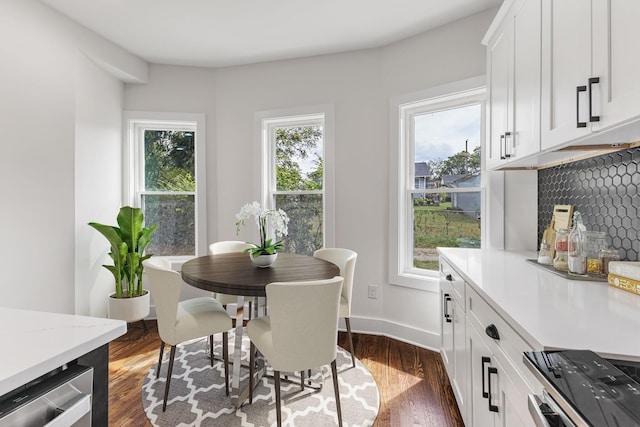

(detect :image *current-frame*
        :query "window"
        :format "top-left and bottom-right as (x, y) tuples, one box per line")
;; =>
(262, 113), (329, 255)
(390, 79), (485, 289)
(124, 112), (206, 258)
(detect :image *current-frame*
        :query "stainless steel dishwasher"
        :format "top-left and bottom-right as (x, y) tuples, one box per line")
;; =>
(0, 364), (93, 426)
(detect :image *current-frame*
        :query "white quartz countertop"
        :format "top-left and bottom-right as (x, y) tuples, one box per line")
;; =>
(0, 307), (126, 396)
(438, 248), (640, 362)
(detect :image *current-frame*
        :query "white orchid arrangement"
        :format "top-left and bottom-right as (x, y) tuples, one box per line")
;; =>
(235, 201), (290, 257)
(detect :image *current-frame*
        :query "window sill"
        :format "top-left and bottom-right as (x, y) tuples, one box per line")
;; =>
(389, 272), (440, 293)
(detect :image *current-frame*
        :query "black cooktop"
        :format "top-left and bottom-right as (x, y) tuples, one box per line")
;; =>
(524, 350), (640, 427)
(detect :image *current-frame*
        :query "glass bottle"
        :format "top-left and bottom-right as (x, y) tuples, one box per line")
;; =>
(567, 212), (587, 275)
(584, 231), (608, 274)
(553, 228), (569, 271)
(537, 240), (553, 265)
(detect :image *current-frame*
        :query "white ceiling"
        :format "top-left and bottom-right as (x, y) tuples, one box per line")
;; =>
(40, 0), (501, 68)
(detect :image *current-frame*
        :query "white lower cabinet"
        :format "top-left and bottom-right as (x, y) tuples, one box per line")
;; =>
(467, 321), (532, 427)
(439, 257), (540, 427)
(440, 261), (469, 425)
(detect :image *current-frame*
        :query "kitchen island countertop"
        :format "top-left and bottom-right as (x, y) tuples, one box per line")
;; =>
(438, 248), (640, 362)
(0, 307), (126, 396)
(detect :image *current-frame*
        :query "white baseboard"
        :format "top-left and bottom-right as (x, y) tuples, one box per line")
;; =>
(340, 315), (441, 353)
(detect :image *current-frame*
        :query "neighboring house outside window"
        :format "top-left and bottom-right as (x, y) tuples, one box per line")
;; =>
(413, 161), (430, 199)
(124, 112), (206, 258)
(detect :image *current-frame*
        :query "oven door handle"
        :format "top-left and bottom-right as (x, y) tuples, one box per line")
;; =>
(528, 394), (550, 427)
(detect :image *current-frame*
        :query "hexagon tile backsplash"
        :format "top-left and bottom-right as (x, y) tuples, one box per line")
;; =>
(538, 147), (640, 261)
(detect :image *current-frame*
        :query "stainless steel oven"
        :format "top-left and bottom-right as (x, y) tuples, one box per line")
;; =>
(524, 350), (640, 427)
(0, 365), (93, 427)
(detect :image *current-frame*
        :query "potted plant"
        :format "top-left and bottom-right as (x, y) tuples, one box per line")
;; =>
(89, 206), (158, 322)
(235, 201), (289, 267)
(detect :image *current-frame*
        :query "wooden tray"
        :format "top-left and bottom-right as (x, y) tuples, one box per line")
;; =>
(526, 259), (607, 282)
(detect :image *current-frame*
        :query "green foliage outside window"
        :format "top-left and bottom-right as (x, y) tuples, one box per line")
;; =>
(274, 126), (324, 255)
(143, 130), (196, 256)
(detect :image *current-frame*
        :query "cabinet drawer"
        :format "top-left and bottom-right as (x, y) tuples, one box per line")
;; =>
(466, 285), (533, 375)
(440, 259), (465, 304)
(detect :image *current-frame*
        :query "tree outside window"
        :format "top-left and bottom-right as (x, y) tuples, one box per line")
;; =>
(266, 117), (325, 255)
(139, 128), (196, 256)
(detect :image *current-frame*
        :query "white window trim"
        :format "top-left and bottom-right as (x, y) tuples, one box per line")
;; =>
(255, 105), (335, 248)
(123, 111), (207, 260)
(389, 76), (486, 292)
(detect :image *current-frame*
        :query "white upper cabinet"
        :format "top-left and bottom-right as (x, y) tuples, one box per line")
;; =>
(486, 22), (511, 170)
(592, 1), (640, 129)
(485, 0), (541, 170)
(511, 0), (541, 159)
(542, 0), (640, 150)
(540, 0), (592, 149)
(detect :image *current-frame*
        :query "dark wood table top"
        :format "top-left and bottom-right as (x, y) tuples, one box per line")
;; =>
(181, 252), (340, 297)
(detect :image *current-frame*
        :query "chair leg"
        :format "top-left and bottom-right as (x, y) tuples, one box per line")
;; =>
(209, 335), (214, 367)
(274, 370), (282, 427)
(162, 345), (177, 412)
(300, 370), (305, 390)
(248, 300), (253, 320)
(223, 331), (229, 396)
(345, 317), (356, 368)
(331, 360), (343, 427)
(249, 342), (255, 404)
(156, 341), (165, 379)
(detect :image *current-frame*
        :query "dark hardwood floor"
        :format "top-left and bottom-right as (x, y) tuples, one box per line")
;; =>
(108, 321), (464, 426)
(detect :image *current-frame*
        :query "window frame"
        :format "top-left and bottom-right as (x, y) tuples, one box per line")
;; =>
(389, 77), (486, 291)
(257, 105), (335, 250)
(123, 111), (207, 260)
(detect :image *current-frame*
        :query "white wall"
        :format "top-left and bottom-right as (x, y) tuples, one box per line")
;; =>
(74, 55), (124, 317)
(0, 0), (147, 314)
(124, 9), (496, 349)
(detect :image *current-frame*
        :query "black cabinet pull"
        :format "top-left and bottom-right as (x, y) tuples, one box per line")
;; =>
(589, 77), (600, 122)
(499, 134), (506, 159)
(504, 131), (512, 158)
(488, 367), (499, 412)
(485, 324), (500, 340)
(481, 356), (491, 398)
(444, 294), (452, 323)
(446, 274), (453, 281)
(576, 85), (587, 128)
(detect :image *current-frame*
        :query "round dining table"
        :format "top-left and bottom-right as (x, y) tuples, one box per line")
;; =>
(181, 252), (340, 407)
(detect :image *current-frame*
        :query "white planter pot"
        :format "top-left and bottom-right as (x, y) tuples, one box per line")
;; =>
(108, 290), (150, 323)
(250, 253), (278, 268)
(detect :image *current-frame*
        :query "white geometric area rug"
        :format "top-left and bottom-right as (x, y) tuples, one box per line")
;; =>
(141, 334), (379, 427)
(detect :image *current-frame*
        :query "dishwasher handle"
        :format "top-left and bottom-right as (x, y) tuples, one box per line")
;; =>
(45, 393), (91, 427)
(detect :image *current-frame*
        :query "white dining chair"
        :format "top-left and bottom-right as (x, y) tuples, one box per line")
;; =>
(247, 277), (344, 427)
(143, 258), (233, 411)
(209, 241), (256, 318)
(313, 248), (358, 367)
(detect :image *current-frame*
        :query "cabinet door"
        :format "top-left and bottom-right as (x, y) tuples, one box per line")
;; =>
(493, 356), (536, 427)
(451, 297), (468, 425)
(486, 23), (511, 170)
(467, 322), (496, 427)
(441, 287), (454, 373)
(511, 0), (541, 159)
(541, 0), (592, 149)
(592, 0), (640, 129)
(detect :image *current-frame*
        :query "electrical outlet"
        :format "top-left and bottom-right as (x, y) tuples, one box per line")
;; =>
(368, 285), (377, 299)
